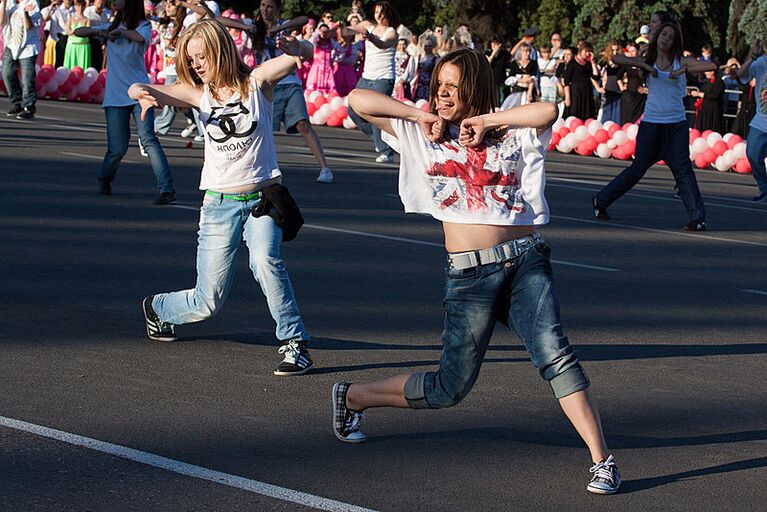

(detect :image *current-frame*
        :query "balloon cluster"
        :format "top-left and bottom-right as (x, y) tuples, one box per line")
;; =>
(34, 64), (106, 103)
(687, 129), (750, 173)
(304, 90), (430, 129)
(549, 116), (751, 174)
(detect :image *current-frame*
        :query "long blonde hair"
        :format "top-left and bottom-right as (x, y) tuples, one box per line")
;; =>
(176, 19), (252, 99)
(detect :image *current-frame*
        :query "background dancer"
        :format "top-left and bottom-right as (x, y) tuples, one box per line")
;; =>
(129, 19), (315, 376)
(334, 48), (621, 496)
(75, 0), (176, 204)
(1, 0), (42, 120)
(733, 40), (767, 203)
(593, 22), (715, 231)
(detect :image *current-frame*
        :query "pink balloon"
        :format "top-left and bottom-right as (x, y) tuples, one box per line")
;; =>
(594, 129), (609, 143)
(306, 102), (317, 116)
(584, 136), (598, 152)
(622, 140), (636, 155)
(551, 132), (562, 147)
(688, 128), (701, 143)
(575, 142), (592, 156)
(569, 118), (584, 129)
(60, 82), (73, 95)
(713, 140), (728, 156)
(607, 124), (620, 137)
(726, 135), (743, 149)
(313, 96), (327, 109)
(694, 155), (709, 169)
(622, 122), (633, 132)
(703, 148), (717, 163)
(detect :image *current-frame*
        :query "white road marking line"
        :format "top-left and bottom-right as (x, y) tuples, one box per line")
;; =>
(552, 214), (767, 247)
(60, 151), (139, 165)
(0, 415), (377, 512)
(741, 289), (767, 296)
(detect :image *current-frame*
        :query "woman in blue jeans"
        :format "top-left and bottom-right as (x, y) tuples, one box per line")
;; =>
(593, 22), (716, 231)
(345, 1), (398, 163)
(75, 0), (175, 205)
(335, 48), (621, 495)
(128, 20), (315, 376)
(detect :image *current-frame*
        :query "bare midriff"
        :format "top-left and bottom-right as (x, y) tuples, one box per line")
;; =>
(442, 222), (537, 253)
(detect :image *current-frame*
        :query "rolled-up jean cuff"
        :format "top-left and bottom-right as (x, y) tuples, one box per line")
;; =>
(404, 371), (431, 409)
(549, 364), (590, 399)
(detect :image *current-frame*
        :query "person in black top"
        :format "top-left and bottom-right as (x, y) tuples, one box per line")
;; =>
(731, 75), (756, 137)
(564, 41), (599, 120)
(690, 69), (724, 133)
(598, 41), (623, 124)
(487, 34), (510, 104)
(617, 43), (646, 123)
(502, 42), (538, 108)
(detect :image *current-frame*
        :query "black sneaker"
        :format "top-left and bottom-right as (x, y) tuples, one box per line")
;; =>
(332, 382), (366, 443)
(587, 455), (621, 494)
(98, 178), (112, 195)
(153, 191), (177, 205)
(274, 339), (314, 376)
(16, 108), (34, 120)
(592, 196), (610, 220)
(753, 191), (767, 203)
(142, 296), (177, 341)
(7, 105), (22, 117)
(683, 221), (707, 232)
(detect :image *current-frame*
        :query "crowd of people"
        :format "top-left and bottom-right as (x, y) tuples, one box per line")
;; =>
(1, 1), (767, 499)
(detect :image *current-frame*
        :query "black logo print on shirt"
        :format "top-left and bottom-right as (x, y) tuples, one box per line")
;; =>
(205, 101), (258, 143)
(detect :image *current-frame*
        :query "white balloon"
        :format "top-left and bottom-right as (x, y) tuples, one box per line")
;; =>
(626, 124), (639, 140)
(602, 120), (616, 130)
(596, 143), (611, 158)
(723, 133), (733, 143)
(587, 120), (603, 135)
(733, 142), (747, 159)
(76, 80), (90, 95)
(723, 150), (737, 169)
(55, 67), (70, 87)
(343, 116), (357, 129)
(330, 96), (344, 109)
(691, 138), (708, 155)
(557, 142), (573, 153)
(706, 132), (723, 146)
(552, 118), (565, 132)
(564, 133), (578, 147)
(574, 125), (590, 141)
(308, 90), (321, 103)
(612, 130), (628, 145)
(714, 156), (729, 172)
(607, 139), (617, 149)
(318, 103), (333, 117)
(565, 116), (578, 128)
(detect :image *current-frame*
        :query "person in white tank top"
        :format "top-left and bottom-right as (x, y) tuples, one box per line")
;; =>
(333, 47), (622, 496)
(127, 19), (317, 376)
(594, 21), (716, 232)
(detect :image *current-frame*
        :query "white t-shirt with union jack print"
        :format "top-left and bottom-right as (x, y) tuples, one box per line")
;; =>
(382, 119), (551, 226)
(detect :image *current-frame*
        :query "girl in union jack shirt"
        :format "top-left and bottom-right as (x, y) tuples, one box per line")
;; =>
(332, 47), (621, 495)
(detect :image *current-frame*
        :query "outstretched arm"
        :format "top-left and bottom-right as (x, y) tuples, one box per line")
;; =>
(459, 102), (558, 147)
(735, 40), (763, 79)
(348, 88), (443, 140)
(612, 54), (655, 76)
(679, 57), (717, 74)
(254, 36), (312, 97)
(128, 82), (202, 120)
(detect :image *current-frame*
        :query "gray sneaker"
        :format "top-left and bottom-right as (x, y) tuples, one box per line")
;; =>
(587, 455), (621, 495)
(332, 382), (366, 443)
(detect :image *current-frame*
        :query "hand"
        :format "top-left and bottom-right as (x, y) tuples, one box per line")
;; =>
(107, 28), (124, 41)
(23, 0), (36, 12)
(358, 20), (372, 30)
(670, 66), (687, 79)
(266, 25), (281, 37)
(416, 111), (445, 143)
(459, 116), (489, 148)
(276, 34), (303, 57)
(340, 26), (358, 38)
(131, 86), (159, 121)
(92, 28), (109, 39)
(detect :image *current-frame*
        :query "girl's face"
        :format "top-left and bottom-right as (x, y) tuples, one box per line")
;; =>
(112, 0), (124, 12)
(374, 5), (385, 25)
(650, 14), (662, 35)
(318, 26), (329, 39)
(518, 47), (530, 60)
(349, 15), (359, 26)
(657, 26), (675, 52)
(540, 48), (550, 59)
(578, 48), (592, 60)
(564, 49), (573, 61)
(397, 40), (406, 52)
(259, 0), (278, 23)
(625, 45), (637, 57)
(303, 25), (314, 37)
(611, 44), (620, 55)
(186, 37), (211, 84)
(435, 62), (466, 123)
(423, 42), (434, 55)
(75, 2), (84, 14)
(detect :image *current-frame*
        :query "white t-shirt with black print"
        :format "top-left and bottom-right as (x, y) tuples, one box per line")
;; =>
(382, 119), (551, 226)
(198, 80), (281, 191)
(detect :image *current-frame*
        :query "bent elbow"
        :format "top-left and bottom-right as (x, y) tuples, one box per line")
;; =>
(543, 102), (558, 128)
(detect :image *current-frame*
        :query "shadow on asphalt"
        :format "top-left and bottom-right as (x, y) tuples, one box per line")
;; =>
(619, 457), (767, 493)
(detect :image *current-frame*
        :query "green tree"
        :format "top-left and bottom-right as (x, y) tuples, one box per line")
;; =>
(734, 0), (767, 55)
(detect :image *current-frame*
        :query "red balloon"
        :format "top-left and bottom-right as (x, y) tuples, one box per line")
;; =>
(734, 158), (751, 174)
(47, 87), (61, 99)
(327, 90), (340, 100)
(585, 118), (595, 127)
(575, 142), (592, 156)
(701, 130), (713, 139)
(703, 148), (717, 163)
(584, 136), (598, 153)
(594, 129), (609, 143)
(622, 122), (633, 131)
(313, 96), (328, 109)
(726, 134), (743, 149)
(688, 128), (701, 143)
(306, 102), (317, 116)
(693, 155), (709, 169)
(569, 118), (584, 129)
(713, 140), (728, 156)
(657, 160), (666, 165)
(622, 140), (636, 155)
(612, 147), (629, 160)
(60, 82), (73, 94)
(337, 106), (348, 118)
(607, 124), (621, 137)
(551, 132), (562, 147)
(559, 127), (571, 137)
(327, 114), (343, 127)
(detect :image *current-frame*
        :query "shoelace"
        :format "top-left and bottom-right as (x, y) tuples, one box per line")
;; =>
(278, 341), (300, 364)
(344, 411), (364, 434)
(589, 455), (616, 482)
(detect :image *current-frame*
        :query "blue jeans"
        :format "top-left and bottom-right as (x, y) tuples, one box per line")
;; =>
(746, 127), (767, 194)
(347, 77), (395, 157)
(404, 243), (589, 408)
(594, 121), (705, 222)
(154, 74), (177, 135)
(100, 104), (174, 193)
(152, 193), (309, 342)
(2, 49), (36, 110)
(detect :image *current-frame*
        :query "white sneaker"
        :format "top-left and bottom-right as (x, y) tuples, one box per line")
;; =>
(138, 140), (148, 157)
(375, 153), (394, 163)
(180, 123), (197, 138)
(587, 455), (621, 495)
(316, 167), (333, 184)
(193, 134), (204, 142)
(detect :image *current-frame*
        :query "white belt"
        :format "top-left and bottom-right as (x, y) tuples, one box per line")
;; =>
(447, 233), (544, 270)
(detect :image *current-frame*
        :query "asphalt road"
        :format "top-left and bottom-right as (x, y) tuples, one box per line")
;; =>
(1, 98), (766, 512)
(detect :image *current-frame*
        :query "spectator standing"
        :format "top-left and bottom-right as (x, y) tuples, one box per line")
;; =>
(488, 33), (510, 104)
(83, 0), (110, 69)
(50, 0), (73, 67)
(598, 41), (622, 124)
(1, 0), (41, 119)
(563, 42), (599, 120)
(306, 22), (340, 94)
(691, 69), (724, 134)
(411, 33), (437, 102)
(333, 27), (363, 96)
(617, 43), (646, 124)
(63, 0), (90, 69)
(538, 45), (559, 103)
(393, 37), (415, 100)
(511, 25), (539, 61)
(501, 42), (537, 109)
(550, 32), (564, 59)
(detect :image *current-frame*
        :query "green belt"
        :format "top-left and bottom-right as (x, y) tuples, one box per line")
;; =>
(205, 190), (262, 201)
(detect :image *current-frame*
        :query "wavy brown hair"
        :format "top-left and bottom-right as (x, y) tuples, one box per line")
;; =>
(645, 21), (684, 67)
(428, 47), (497, 121)
(175, 19), (252, 99)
